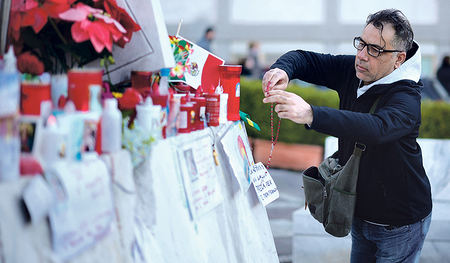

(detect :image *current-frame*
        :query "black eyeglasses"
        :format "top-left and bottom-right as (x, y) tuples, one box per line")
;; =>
(353, 37), (403, 58)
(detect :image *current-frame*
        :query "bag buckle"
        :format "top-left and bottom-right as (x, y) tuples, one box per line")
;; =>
(355, 142), (366, 151)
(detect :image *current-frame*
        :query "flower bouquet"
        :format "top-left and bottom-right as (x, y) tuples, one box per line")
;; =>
(9, 0), (141, 75)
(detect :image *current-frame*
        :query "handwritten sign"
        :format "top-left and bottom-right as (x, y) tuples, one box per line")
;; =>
(177, 135), (223, 220)
(249, 162), (279, 206)
(46, 158), (115, 260)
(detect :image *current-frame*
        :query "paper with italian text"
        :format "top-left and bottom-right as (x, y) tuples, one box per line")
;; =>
(249, 162), (279, 206)
(177, 135), (223, 220)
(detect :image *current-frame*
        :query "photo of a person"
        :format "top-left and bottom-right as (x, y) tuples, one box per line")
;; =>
(81, 121), (97, 152)
(184, 149), (198, 182)
(20, 122), (36, 153)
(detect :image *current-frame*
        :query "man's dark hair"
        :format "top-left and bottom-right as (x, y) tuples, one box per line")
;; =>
(443, 56), (450, 67)
(366, 9), (414, 52)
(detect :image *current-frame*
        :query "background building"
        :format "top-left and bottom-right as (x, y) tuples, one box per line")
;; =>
(162, 0), (450, 78)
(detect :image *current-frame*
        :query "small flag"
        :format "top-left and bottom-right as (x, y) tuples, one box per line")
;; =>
(240, 111), (260, 131)
(169, 35), (224, 89)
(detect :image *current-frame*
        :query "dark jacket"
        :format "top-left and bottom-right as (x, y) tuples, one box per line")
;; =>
(271, 42), (432, 226)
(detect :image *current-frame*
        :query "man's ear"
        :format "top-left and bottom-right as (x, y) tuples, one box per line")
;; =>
(394, 52), (407, 69)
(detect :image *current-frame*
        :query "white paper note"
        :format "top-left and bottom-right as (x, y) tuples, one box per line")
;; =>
(249, 162), (279, 206)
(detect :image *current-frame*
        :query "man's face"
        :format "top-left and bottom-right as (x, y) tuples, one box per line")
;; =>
(206, 31), (215, 41)
(355, 23), (404, 85)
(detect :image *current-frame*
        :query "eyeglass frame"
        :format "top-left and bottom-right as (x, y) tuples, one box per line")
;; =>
(353, 37), (404, 58)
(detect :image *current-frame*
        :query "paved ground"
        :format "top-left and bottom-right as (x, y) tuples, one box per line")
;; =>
(266, 168), (304, 263)
(266, 168), (450, 263)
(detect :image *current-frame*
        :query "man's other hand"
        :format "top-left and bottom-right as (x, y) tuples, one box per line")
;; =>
(262, 90), (314, 126)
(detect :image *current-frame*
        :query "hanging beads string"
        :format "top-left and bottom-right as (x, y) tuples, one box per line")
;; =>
(266, 81), (281, 169)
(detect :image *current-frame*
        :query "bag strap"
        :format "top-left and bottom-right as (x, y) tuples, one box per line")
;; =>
(353, 94), (383, 156)
(369, 94), (383, 114)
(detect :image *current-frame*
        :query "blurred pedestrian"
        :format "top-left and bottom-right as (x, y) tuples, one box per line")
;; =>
(437, 55), (450, 94)
(238, 57), (251, 76)
(242, 41), (263, 79)
(197, 27), (215, 53)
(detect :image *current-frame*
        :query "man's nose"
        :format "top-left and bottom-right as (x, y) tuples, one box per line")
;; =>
(357, 46), (369, 61)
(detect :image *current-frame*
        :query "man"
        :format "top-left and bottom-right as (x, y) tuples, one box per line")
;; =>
(263, 9), (432, 262)
(437, 55), (450, 95)
(197, 27), (215, 53)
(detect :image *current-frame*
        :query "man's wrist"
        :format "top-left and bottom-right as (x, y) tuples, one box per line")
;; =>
(307, 105), (314, 126)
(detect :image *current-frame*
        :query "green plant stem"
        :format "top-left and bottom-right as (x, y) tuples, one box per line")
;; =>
(104, 56), (112, 84)
(42, 37), (68, 74)
(48, 17), (67, 45)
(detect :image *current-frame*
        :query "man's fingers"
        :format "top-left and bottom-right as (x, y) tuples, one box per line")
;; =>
(277, 111), (289, 119)
(262, 90), (313, 125)
(262, 68), (289, 94)
(262, 96), (277, 104)
(267, 89), (284, 96)
(262, 71), (276, 92)
(262, 93), (289, 104)
(275, 104), (287, 113)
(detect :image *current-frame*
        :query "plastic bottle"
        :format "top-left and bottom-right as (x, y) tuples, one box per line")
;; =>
(204, 93), (220, 127)
(191, 87), (206, 130)
(178, 94), (194, 133)
(150, 94), (168, 139)
(219, 93), (228, 124)
(214, 85), (228, 124)
(64, 100), (76, 113)
(136, 97), (162, 132)
(89, 84), (102, 114)
(55, 100), (79, 161)
(188, 96), (198, 132)
(40, 100), (53, 127)
(159, 68), (171, 96)
(0, 46), (20, 116)
(40, 115), (66, 169)
(166, 89), (180, 137)
(101, 98), (122, 153)
(0, 46), (20, 182)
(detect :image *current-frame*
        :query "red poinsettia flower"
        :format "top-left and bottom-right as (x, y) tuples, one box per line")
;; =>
(16, 51), (45, 76)
(59, 3), (126, 53)
(95, 0), (141, 48)
(9, 0), (74, 40)
(9, 11), (24, 41)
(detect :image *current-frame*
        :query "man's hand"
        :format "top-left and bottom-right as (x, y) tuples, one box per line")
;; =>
(263, 90), (314, 126)
(262, 68), (289, 96)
